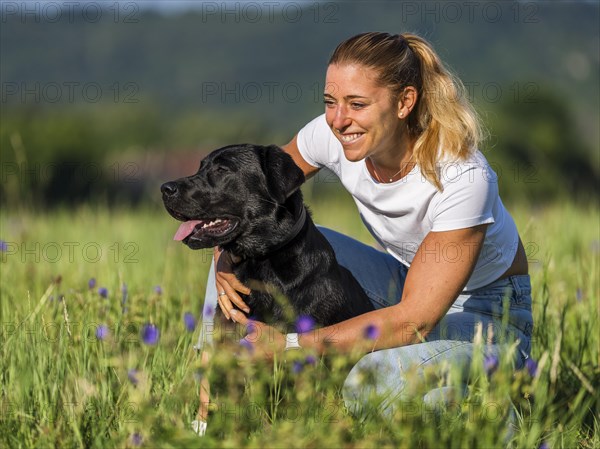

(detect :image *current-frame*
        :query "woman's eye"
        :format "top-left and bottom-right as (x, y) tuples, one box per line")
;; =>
(323, 99), (335, 107)
(351, 102), (366, 109)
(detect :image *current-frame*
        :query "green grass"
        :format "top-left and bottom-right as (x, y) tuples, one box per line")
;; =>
(1, 194), (598, 448)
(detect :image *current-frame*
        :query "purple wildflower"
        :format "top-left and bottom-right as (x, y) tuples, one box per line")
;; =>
(484, 354), (499, 376)
(121, 283), (128, 304)
(154, 285), (162, 295)
(95, 324), (109, 340)
(239, 338), (254, 354)
(88, 278), (96, 289)
(364, 324), (380, 340)
(305, 355), (317, 366)
(127, 369), (139, 386)
(98, 287), (108, 298)
(0, 240), (7, 252)
(576, 288), (583, 302)
(246, 319), (257, 335)
(539, 442), (550, 449)
(131, 432), (143, 446)
(184, 312), (196, 332)
(141, 323), (160, 345)
(295, 315), (315, 334)
(292, 360), (304, 374)
(525, 358), (538, 377)
(203, 304), (214, 318)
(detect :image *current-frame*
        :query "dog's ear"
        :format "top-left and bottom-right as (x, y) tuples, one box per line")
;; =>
(260, 145), (305, 204)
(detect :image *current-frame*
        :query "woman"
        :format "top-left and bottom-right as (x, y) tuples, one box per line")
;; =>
(200, 32), (533, 418)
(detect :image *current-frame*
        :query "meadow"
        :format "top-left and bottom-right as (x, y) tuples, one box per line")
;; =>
(1, 191), (598, 448)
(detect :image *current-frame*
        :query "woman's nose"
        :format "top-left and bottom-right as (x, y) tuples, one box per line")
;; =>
(331, 105), (351, 131)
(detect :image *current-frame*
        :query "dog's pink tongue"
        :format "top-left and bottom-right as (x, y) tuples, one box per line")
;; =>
(173, 220), (202, 241)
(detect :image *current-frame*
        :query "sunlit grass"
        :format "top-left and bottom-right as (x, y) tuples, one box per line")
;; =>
(1, 195), (598, 448)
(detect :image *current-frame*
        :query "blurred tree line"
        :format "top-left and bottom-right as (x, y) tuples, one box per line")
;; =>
(1, 1), (598, 207)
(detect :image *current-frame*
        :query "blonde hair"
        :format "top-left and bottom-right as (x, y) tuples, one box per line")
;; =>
(329, 32), (485, 190)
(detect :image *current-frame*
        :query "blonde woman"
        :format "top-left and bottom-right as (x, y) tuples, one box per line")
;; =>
(201, 32), (533, 419)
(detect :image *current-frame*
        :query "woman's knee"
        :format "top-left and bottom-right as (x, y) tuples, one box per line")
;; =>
(342, 349), (411, 416)
(342, 341), (475, 416)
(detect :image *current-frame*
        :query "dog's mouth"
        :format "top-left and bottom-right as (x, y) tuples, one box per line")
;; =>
(173, 218), (238, 242)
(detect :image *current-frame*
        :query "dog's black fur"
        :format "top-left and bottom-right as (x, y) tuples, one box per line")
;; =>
(161, 144), (374, 329)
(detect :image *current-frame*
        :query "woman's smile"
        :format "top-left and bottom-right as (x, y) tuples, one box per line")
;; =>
(337, 132), (364, 145)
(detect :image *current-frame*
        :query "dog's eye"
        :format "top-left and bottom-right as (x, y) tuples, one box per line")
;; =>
(216, 166), (230, 174)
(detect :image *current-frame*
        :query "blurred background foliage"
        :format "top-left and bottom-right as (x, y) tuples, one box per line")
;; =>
(0, 0), (598, 207)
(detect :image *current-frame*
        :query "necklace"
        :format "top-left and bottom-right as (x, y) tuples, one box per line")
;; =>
(370, 154), (415, 183)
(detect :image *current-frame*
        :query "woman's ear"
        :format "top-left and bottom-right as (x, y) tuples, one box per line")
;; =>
(397, 86), (418, 119)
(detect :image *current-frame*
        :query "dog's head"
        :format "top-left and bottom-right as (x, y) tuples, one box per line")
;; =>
(161, 144), (305, 253)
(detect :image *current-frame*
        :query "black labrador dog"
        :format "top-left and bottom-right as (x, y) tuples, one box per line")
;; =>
(161, 144), (374, 330)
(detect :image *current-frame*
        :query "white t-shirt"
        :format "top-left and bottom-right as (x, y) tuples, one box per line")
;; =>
(297, 114), (519, 291)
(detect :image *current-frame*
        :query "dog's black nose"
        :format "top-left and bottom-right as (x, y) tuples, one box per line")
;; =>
(161, 182), (178, 196)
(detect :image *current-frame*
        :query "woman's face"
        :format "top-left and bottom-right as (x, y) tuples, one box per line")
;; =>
(324, 63), (406, 162)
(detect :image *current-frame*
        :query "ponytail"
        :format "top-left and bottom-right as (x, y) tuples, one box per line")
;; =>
(403, 33), (485, 189)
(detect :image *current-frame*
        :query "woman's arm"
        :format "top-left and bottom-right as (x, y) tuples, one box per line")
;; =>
(231, 224), (489, 357)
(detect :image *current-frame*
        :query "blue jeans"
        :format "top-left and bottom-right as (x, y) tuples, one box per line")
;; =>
(318, 227), (533, 417)
(197, 227), (533, 416)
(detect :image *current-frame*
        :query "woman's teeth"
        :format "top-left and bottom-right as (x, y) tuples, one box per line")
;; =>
(340, 133), (362, 143)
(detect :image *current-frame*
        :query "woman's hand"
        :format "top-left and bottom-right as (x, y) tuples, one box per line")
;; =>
(230, 310), (285, 360)
(214, 247), (251, 320)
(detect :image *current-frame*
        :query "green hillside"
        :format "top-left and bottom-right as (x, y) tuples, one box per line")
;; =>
(1, 1), (598, 204)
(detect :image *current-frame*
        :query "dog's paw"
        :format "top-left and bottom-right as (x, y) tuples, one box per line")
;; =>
(191, 419), (207, 436)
